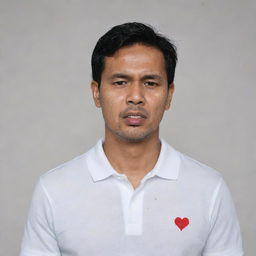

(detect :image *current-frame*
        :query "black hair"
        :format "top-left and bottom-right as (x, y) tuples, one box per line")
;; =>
(91, 22), (177, 87)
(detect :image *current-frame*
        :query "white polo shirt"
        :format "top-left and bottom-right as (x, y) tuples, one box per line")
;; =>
(20, 138), (243, 256)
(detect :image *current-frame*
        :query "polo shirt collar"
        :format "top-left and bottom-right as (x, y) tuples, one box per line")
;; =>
(86, 138), (180, 182)
(152, 138), (180, 180)
(86, 138), (116, 182)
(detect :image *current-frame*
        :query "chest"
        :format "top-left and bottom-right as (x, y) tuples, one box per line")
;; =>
(54, 180), (210, 256)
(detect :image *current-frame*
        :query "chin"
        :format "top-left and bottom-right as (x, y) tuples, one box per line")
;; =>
(115, 129), (154, 143)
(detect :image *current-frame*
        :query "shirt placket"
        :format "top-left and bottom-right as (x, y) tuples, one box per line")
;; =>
(115, 174), (150, 236)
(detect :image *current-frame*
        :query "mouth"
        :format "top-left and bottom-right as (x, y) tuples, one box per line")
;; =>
(123, 112), (147, 126)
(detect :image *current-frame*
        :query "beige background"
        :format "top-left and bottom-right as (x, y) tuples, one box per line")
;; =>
(1, 0), (255, 255)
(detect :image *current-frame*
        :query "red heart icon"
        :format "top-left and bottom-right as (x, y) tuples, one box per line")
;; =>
(174, 217), (189, 231)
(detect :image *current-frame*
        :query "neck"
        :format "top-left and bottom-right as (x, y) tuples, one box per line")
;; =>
(103, 132), (161, 189)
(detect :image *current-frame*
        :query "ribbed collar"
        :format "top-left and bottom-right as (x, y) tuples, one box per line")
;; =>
(85, 138), (180, 182)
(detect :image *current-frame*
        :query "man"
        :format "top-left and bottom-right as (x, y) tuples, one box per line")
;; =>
(20, 22), (243, 255)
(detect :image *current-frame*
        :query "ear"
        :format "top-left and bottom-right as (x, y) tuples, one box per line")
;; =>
(165, 83), (175, 110)
(91, 81), (101, 108)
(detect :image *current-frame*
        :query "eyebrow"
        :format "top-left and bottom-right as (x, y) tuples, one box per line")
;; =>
(109, 73), (131, 80)
(109, 73), (162, 80)
(142, 74), (162, 80)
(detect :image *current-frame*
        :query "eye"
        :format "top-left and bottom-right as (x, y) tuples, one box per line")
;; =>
(145, 81), (158, 87)
(112, 80), (127, 86)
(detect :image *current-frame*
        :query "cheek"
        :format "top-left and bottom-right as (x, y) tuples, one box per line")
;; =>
(150, 95), (168, 114)
(100, 93), (124, 121)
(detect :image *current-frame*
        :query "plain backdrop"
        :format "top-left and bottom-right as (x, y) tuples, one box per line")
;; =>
(1, 0), (255, 255)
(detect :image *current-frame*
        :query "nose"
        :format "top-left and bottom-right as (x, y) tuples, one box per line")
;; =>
(126, 83), (145, 106)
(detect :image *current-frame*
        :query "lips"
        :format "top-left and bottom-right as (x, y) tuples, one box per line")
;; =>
(123, 112), (147, 119)
(123, 111), (147, 126)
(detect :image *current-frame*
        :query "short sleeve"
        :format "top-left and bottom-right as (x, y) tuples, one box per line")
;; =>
(20, 177), (61, 256)
(202, 178), (244, 256)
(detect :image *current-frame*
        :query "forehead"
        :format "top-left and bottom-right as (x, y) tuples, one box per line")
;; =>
(102, 44), (166, 77)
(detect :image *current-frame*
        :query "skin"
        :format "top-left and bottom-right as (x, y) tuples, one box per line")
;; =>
(91, 44), (174, 189)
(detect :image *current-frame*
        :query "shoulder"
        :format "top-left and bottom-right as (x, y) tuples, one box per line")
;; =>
(39, 150), (92, 193)
(176, 150), (223, 190)
(180, 152), (221, 177)
(161, 139), (222, 186)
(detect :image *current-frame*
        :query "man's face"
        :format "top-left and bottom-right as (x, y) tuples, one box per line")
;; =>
(91, 44), (174, 142)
